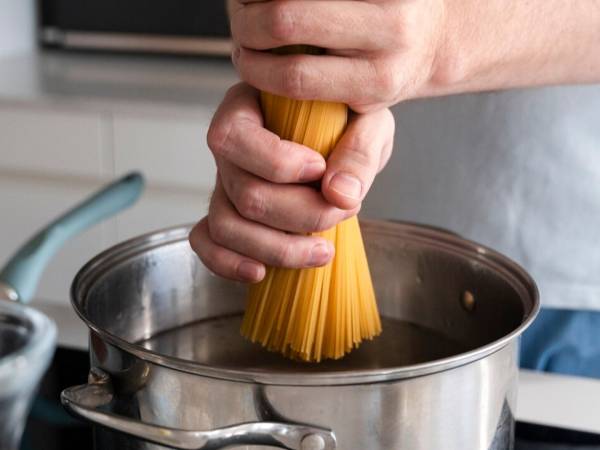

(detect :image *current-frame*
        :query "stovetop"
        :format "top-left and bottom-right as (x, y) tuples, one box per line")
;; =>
(21, 348), (600, 450)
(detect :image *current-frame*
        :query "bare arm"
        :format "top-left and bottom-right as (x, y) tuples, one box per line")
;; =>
(229, 0), (600, 112)
(427, 0), (600, 97)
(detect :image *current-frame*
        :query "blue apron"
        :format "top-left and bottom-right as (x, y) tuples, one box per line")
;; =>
(520, 308), (600, 378)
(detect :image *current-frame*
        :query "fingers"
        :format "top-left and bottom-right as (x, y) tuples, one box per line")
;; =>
(188, 217), (266, 283)
(231, 1), (387, 52)
(206, 180), (336, 269)
(322, 109), (396, 210)
(233, 48), (397, 110)
(218, 159), (359, 233)
(207, 82), (327, 183)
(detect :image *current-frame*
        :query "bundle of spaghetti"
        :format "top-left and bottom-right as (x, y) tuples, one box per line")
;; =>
(241, 46), (382, 362)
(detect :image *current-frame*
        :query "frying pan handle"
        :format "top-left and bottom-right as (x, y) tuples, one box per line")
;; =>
(61, 368), (337, 450)
(0, 172), (144, 304)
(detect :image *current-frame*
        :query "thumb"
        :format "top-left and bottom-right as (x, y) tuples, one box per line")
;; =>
(322, 108), (395, 210)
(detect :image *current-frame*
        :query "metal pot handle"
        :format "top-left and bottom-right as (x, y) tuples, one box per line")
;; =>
(61, 368), (336, 450)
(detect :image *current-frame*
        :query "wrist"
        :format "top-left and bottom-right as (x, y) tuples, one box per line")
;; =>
(418, 0), (600, 99)
(417, 0), (474, 99)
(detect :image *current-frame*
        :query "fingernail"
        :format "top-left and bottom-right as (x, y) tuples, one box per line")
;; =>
(308, 243), (332, 266)
(237, 261), (263, 281)
(329, 172), (362, 199)
(299, 160), (326, 182)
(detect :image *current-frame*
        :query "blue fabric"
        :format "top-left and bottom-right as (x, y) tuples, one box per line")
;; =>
(520, 308), (600, 379)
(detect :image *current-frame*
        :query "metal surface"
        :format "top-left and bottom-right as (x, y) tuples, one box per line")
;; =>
(53, 31), (233, 56)
(62, 368), (335, 450)
(0, 301), (56, 450)
(65, 220), (539, 450)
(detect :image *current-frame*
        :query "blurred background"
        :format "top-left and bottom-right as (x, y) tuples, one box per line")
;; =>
(0, 2), (238, 447)
(0, 0), (238, 311)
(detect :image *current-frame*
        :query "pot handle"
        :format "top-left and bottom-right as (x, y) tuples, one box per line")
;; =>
(0, 172), (144, 303)
(61, 368), (337, 450)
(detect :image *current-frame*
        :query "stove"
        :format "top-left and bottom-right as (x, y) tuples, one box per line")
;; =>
(20, 348), (600, 450)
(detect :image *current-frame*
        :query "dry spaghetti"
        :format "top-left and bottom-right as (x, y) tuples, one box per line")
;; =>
(241, 47), (382, 362)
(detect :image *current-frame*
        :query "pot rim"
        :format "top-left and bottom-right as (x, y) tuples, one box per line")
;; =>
(71, 220), (540, 386)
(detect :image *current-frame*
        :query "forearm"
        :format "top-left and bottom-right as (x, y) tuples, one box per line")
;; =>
(424, 0), (600, 97)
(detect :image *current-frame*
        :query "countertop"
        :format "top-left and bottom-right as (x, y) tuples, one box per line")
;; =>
(34, 301), (600, 435)
(0, 50), (239, 116)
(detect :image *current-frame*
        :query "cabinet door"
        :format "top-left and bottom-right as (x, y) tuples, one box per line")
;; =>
(114, 188), (209, 242)
(0, 106), (104, 177)
(113, 113), (216, 191)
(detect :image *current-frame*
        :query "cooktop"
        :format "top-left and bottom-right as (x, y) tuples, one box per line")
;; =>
(20, 348), (600, 450)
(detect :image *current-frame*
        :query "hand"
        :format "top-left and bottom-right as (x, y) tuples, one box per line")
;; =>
(228, 0), (447, 113)
(189, 83), (395, 282)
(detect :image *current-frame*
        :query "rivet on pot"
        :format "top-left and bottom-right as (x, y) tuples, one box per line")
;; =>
(461, 290), (476, 312)
(301, 434), (326, 450)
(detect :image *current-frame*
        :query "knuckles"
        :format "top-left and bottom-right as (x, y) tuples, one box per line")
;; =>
(234, 182), (268, 221)
(279, 57), (309, 99)
(188, 222), (204, 254)
(207, 120), (232, 159)
(311, 208), (345, 233)
(207, 209), (236, 246)
(207, 111), (253, 161)
(207, 83), (256, 159)
(340, 132), (377, 169)
(188, 220), (220, 269)
(256, 137), (299, 183)
(372, 60), (402, 104)
(270, 241), (297, 267)
(266, 1), (297, 44)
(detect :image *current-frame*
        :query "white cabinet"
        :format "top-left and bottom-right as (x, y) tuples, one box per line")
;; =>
(0, 106), (105, 177)
(0, 0), (35, 58)
(113, 112), (216, 191)
(115, 188), (209, 242)
(0, 105), (214, 306)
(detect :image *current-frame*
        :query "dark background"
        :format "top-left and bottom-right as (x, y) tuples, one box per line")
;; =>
(39, 0), (230, 37)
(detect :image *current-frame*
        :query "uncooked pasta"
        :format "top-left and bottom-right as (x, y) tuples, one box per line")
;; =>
(241, 47), (382, 362)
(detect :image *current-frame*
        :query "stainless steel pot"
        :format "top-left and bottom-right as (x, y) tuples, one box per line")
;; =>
(62, 220), (539, 450)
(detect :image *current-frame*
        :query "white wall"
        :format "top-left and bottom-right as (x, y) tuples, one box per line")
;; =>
(0, 0), (36, 58)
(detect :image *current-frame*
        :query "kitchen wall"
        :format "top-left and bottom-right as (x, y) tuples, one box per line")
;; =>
(0, 0), (36, 58)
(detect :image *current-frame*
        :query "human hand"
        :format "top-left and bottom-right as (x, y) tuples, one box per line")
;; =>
(189, 83), (395, 282)
(228, 0), (447, 113)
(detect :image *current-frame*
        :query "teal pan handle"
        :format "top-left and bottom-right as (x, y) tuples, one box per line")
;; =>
(0, 172), (145, 304)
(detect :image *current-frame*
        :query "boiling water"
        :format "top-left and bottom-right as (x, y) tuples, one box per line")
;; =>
(139, 315), (470, 372)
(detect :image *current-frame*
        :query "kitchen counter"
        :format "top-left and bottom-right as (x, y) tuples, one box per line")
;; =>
(0, 50), (238, 117)
(34, 301), (600, 435)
